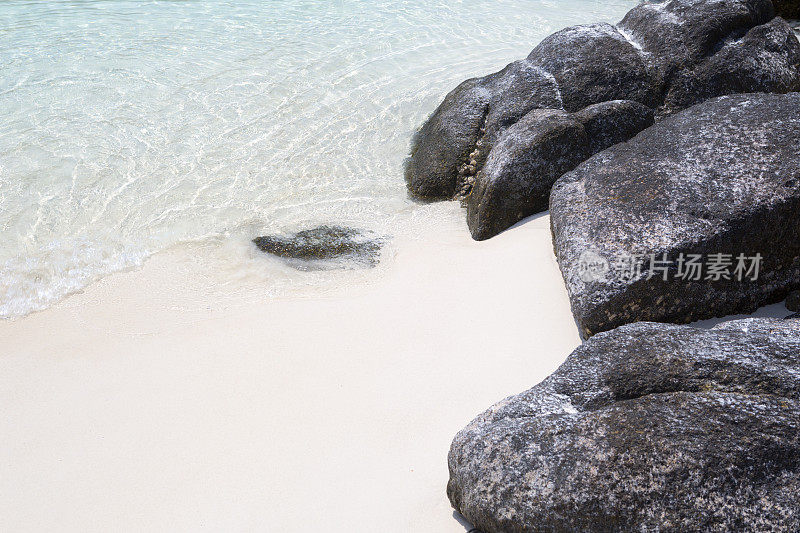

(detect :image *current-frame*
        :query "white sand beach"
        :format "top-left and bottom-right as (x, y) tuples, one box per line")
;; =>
(3, 1), (797, 531)
(0, 210), (582, 532)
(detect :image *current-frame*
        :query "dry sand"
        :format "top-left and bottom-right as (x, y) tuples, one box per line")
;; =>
(1, 206), (790, 532)
(0, 210), (582, 532)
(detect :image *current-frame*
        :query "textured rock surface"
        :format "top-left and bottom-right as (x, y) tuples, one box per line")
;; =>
(775, 0), (800, 18)
(467, 101), (653, 240)
(525, 23), (659, 112)
(448, 319), (800, 533)
(787, 290), (800, 311)
(404, 62), (561, 200)
(406, 0), (800, 240)
(618, 0), (774, 87)
(252, 225), (382, 268)
(551, 93), (800, 338)
(662, 18), (800, 112)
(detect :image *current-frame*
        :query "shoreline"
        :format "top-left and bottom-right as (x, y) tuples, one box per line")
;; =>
(0, 211), (581, 531)
(3, 2), (796, 530)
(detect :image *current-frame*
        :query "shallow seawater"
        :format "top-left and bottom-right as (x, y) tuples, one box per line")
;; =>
(0, 0), (636, 317)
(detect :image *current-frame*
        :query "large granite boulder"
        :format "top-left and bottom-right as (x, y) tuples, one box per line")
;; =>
(618, 0), (775, 87)
(406, 0), (800, 240)
(405, 62), (561, 200)
(662, 18), (800, 112)
(550, 92), (800, 338)
(524, 23), (660, 112)
(448, 318), (800, 533)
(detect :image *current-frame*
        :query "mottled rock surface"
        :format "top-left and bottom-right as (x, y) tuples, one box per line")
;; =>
(787, 290), (800, 311)
(525, 23), (659, 112)
(406, 0), (800, 240)
(448, 319), (800, 533)
(551, 93), (800, 338)
(662, 17), (800, 112)
(405, 62), (561, 200)
(253, 225), (382, 268)
(775, 0), (800, 18)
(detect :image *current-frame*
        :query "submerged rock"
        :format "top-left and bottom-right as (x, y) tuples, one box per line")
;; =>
(448, 318), (800, 533)
(551, 93), (800, 338)
(252, 225), (382, 268)
(406, 0), (800, 239)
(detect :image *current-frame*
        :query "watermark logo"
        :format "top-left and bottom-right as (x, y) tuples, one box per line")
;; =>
(577, 250), (610, 282)
(576, 251), (763, 282)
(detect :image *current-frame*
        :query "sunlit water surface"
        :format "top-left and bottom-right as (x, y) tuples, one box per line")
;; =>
(0, 0), (636, 317)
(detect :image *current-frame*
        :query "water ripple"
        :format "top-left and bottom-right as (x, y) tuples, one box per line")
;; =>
(0, 0), (636, 317)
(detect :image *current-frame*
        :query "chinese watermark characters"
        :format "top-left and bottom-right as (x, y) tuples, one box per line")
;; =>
(577, 251), (762, 283)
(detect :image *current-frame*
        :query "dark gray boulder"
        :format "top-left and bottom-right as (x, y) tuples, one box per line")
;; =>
(787, 290), (800, 311)
(467, 101), (653, 241)
(252, 225), (382, 268)
(663, 18), (800, 112)
(775, 0), (800, 18)
(572, 100), (655, 154)
(405, 61), (561, 200)
(618, 0), (775, 88)
(525, 23), (659, 112)
(406, 0), (800, 240)
(448, 319), (800, 533)
(551, 92), (800, 339)
(466, 110), (590, 242)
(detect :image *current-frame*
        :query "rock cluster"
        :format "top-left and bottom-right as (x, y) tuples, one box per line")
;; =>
(467, 101), (653, 240)
(437, 3), (800, 531)
(448, 319), (800, 533)
(406, 0), (800, 240)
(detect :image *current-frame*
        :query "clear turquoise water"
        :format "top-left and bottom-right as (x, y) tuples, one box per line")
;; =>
(0, 0), (636, 317)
